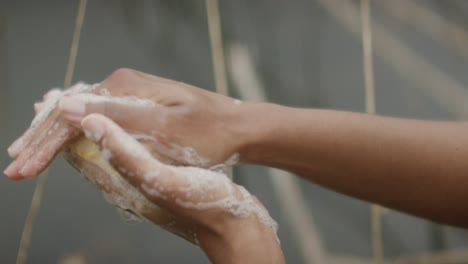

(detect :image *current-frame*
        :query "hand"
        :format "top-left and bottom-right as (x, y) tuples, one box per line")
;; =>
(75, 114), (284, 264)
(5, 69), (251, 179)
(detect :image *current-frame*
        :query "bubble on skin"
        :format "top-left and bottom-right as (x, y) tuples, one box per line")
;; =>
(70, 143), (158, 222)
(144, 171), (160, 182)
(130, 133), (211, 167)
(99, 88), (111, 96)
(143, 164), (279, 235)
(83, 124), (104, 143)
(8, 90), (62, 157)
(71, 93), (156, 108)
(234, 99), (242, 105)
(141, 183), (168, 200)
(101, 148), (112, 162)
(157, 141), (207, 167)
(13, 83), (202, 244)
(130, 132), (240, 170)
(10, 82), (154, 159)
(8, 83), (99, 158)
(15, 82), (278, 242)
(31, 83), (98, 129)
(11, 82), (154, 173)
(114, 127), (278, 236)
(17, 126), (72, 175)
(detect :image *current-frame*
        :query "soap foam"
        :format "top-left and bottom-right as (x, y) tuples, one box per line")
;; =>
(130, 132), (211, 167)
(144, 164), (278, 235)
(99, 88), (111, 96)
(71, 93), (156, 108)
(16, 82), (278, 243)
(130, 132), (240, 171)
(102, 123), (278, 236)
(8, 83), (98, 157)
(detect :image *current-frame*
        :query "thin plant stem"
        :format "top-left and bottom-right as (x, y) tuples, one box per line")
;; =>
(228, 44), (327, 264)
(16, 1), (87, 263)
(360, 1), (383, 264)
(205, 0), (232, 179)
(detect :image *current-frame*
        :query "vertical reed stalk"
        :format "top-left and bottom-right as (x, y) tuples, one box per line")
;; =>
(16, 1), (88, 263)
(360, 1), (383, 263)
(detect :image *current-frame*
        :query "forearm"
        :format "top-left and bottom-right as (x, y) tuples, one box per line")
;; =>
(239, 103), (468, 227)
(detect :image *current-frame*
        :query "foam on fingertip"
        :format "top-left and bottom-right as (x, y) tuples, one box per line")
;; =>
(82, 115), (106, 143)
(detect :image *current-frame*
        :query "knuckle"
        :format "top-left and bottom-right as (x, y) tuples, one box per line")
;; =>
(107, 68), (136, 82)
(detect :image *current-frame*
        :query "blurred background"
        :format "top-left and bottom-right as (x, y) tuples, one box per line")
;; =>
(0, 0), (468, 263)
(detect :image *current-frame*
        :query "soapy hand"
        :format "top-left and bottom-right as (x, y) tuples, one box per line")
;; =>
(3, 69), (284, 262)
(73, 114), (282, 263)
(5, 68), (247, 179)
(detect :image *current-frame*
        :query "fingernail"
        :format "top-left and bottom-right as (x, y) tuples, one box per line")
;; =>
(8, 141), (21, 158)
(59, 96), (86, 121)
(4, 160), (20, 178)
(34, 102), (43, 113)
(82, 115), (105, 142)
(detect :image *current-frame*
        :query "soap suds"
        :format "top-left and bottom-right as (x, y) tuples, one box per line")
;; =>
(130, 132), (211, 167)
(100, 148), (112, 161)
(208, 153), (240, 172)
(144, 164), (278, 235)
(8, 83), (98, 158)
(142, 183), (168, 200)
(14, 82), (278, 244)
(102, 125), (278, 235)
(99, 88), (111, 96)
(71, 93), (156, 108)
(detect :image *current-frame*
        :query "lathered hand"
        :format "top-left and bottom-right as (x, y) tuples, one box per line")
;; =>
(5, 69), (250, 180)
(70, 114), (282, 264)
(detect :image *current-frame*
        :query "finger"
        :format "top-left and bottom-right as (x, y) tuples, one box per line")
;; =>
(82, 114), (234, 211)
(34, 102), (45, 114)
(5, 118), (76, 179)
(43, 89), (62, 101)
(8, 89), (64, 158)
(8, 83), (100, 158)
(6, 83), (99, 177)
(80, 114), (178, 202)
(17, 124), (76, 179)
(8, 105), (56, 158)
(63, 144), (179, 230)
(59, 94), (161, 131)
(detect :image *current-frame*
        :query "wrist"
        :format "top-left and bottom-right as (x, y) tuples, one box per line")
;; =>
(231, 102), (291, 165)
(198, 215), (284, 264)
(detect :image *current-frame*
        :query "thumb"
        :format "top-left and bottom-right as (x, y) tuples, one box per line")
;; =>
(80, 113), (175, 201)
(59, 93), (159, 130)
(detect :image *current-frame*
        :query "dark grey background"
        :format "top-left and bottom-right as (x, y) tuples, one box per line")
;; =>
(0, 0), (467, 263)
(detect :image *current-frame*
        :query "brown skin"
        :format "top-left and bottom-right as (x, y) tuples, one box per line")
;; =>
(78, 114), (284, 264)
(5, 68), (243, 179)
(240, 105), (468, 227)
(5, 68), (285, 263)
(5, 68), (468, 261)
